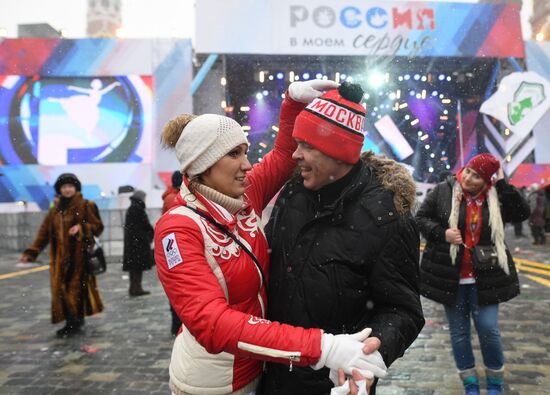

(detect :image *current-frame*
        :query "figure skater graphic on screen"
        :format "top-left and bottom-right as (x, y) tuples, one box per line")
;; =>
(48, 79), (120, 134)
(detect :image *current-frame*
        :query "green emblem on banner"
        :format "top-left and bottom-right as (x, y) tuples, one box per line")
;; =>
(507, 82), (546, 125)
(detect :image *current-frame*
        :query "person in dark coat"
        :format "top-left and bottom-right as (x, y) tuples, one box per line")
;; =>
(527, 183), (546, 245)
(123, 190), (154, 296)
(20, 173), (104, 337)
(261, 82), (424, 395)
(415, 153), (530, 395)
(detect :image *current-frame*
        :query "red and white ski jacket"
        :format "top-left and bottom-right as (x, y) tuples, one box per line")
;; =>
(155, 98), (322, 395)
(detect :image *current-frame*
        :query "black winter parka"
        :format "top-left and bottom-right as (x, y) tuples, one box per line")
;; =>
(261, 154), (425, 395)
(415, 177), (530, 306)
(122, 197), (154, 272)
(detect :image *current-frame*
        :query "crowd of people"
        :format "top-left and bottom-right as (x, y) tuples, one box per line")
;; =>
(19, 78), (539, 395)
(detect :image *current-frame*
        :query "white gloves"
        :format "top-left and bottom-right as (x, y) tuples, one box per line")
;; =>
(312, 328), (387, 379)
(288, 79), (339, 103)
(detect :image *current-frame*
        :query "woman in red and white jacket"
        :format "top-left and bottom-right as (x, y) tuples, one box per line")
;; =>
(155, 81), (387, 395)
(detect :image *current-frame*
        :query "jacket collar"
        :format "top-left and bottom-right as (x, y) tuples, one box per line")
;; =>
(176, 177), (243, 231)
(287, 161), (374, 222)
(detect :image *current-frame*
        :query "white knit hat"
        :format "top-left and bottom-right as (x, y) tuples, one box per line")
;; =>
(175, 114), (248, 177)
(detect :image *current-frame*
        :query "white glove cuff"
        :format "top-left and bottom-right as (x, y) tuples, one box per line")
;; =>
(311, 333), (334, 370)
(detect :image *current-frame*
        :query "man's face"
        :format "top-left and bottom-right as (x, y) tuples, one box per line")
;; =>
(292, 139), (347, 191)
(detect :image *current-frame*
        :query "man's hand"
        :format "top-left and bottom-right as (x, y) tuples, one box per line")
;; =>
(332, 369), (368, 395)
(330, 336), (384, 394)
(288, 80), (339, 103)
(19, 254), (30, 263)
(445, 228), (463, 245)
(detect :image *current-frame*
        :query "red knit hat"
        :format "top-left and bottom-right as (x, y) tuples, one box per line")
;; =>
(465, 153), (500, 183)
(292, 82), (366, 164)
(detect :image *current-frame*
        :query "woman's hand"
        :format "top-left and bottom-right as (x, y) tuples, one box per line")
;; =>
(288, 80), (339, 103)
(331, 336), (382, 394)
(445, 228), (463, 245)
(496, 167), (505, 181)
(68, 224), (81, 236)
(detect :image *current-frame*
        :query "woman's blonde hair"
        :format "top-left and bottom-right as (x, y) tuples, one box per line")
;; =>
(161, 114), (199, 193)
(160, 114), (197, 149)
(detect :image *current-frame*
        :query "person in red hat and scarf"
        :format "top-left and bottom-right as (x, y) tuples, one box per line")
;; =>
(416, 153), (530, 395)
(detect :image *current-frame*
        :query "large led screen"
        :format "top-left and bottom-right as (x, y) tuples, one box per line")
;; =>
(0, 75), (153, 165)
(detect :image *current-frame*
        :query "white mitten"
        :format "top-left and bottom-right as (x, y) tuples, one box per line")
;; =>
(288, 80), (339, 103)
(312, 328), (387, 379)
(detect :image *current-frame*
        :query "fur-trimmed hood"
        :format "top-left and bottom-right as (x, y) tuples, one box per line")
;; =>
(361, 151), (416, 216)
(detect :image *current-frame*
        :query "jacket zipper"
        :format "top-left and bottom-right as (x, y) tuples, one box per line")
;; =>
(237, 341), (301, 371)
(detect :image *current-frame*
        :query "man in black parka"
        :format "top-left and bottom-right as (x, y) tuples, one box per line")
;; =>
(260, 82), (425, 395)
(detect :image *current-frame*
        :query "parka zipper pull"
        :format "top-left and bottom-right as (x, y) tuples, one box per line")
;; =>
(289, 355), (297, 372)
(315, 193), (321, 218)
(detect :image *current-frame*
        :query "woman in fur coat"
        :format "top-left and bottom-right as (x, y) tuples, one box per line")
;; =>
(416, 154), (530, 395)
(20, 173), (104, 337)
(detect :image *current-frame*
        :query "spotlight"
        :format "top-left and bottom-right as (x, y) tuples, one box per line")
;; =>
(316, 73), (323, 79)
(421, 76), (427, 82)
(268, 75), (274, 81)
(413, 74), (420, 80)
(340, 74), (347, 80)
(256, 92), (263, 100)
(432, 91), (438, 96)
(404, 74), (410, 80)
(302, 72), (310, 80)
(398, 76), (403, 81)
(438, 74), (445, 81)
(428, 167), (434, 173)
(409, 90), (416, 96)
(363, 93), (370, 100)
(368, 71), (385, 88)
(446, 76), (452, 81)
(262, 90), (269, 96)
(276, 72), (284, 80)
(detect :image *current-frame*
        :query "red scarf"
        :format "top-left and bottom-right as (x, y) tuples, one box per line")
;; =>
(456, 170), (488, 280)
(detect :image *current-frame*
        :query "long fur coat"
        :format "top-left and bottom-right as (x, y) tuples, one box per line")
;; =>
(23, 192), (104, 323)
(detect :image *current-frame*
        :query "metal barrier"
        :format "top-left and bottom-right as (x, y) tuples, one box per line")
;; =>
(0, 208), (162, 258)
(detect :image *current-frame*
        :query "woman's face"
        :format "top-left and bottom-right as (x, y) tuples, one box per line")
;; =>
(201, 144), (252, 198)
(60, 184), (77, 198)
(461, 167), (486, 195)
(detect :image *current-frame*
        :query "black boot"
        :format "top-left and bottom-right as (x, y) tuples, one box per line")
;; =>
(129, 271), (150, 297)
(56, 317), (83, 337)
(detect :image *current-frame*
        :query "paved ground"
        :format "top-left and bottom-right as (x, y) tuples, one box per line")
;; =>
(0, 226), (548, 395)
